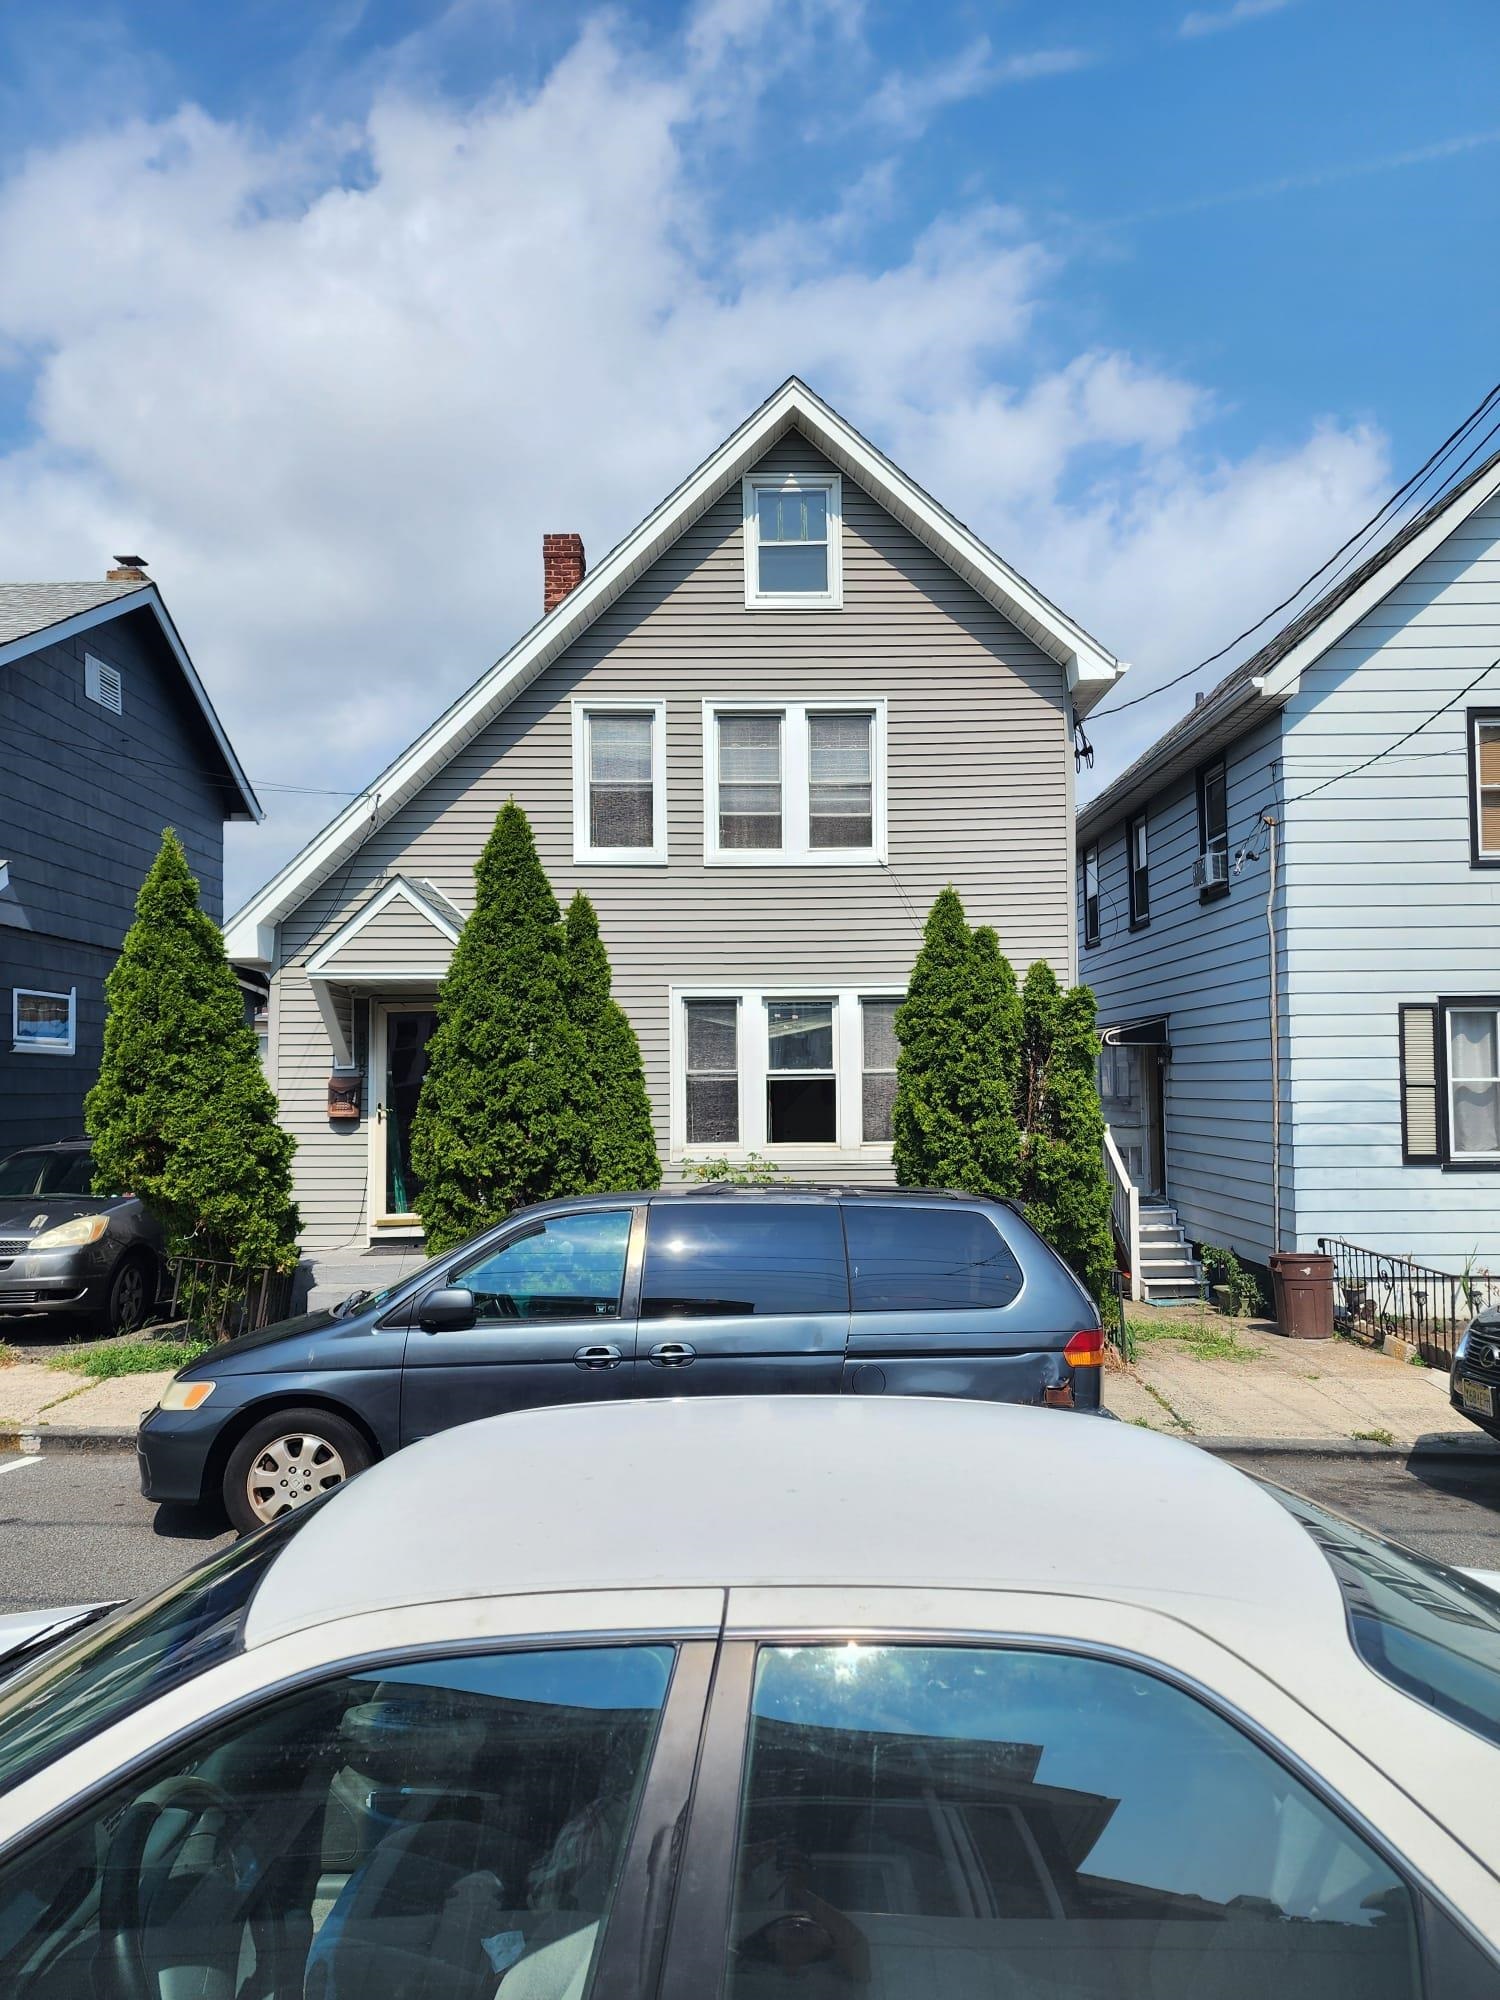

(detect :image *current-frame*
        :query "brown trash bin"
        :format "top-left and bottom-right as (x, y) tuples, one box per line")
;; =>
(1269, 1251), (1335, 1340)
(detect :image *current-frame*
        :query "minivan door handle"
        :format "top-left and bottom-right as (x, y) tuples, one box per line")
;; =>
(574, 1343), (624, 1368)
(648, 1341), (696, 1368)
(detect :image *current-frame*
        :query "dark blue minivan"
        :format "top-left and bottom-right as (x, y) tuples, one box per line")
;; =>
(138, 1186), (1105, 1531)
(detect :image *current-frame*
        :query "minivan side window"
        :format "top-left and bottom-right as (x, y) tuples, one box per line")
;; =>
(452, 1210), (633, 1324)
(724, 1643), (1422, 2000)
(844, 1204), (1023, 1311)
(641, 1202), (848, 1318)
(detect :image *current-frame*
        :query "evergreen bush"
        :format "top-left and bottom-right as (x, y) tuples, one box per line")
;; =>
(409, 802), (588, 1253)
(1016, 962), (1116, 1306)
(892, 887), (1020, 1197)
(86, 830), (300, 1273)
(562, 892), (660, 1192)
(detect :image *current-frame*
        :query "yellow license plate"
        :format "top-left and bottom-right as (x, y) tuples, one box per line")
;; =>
(1460, 1378), (1495, 1418)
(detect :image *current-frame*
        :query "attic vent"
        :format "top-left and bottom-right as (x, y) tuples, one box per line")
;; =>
(84, 655), (122, 715)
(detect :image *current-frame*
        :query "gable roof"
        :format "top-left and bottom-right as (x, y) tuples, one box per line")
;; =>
(305, 874), (463, 979)
(225, 377), (1122, 963)
(0, 579), (261, 822)
(1078, 441), (1500, 842)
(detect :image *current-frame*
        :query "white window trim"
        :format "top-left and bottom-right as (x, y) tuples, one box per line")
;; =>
(571, 700), (668, 865)
(1444, 1001), (1500, 1162)
(701, 699), (887, 867)
(742, 472), (843, 610)
(13, 986), (76, 1056)
(670, 984), (904, 1160)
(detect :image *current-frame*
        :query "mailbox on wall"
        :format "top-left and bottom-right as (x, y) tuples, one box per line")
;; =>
(327, 1072), (362, 1122)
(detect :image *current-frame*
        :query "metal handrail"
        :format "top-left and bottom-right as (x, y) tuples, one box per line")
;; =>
(1102, 1126), (1142, 1304)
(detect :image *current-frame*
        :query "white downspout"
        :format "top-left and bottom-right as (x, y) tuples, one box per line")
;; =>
(1264, 810), (1282, 1255)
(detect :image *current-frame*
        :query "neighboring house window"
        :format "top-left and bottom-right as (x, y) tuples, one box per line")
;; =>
(743, 474), (842, 608)
(1081, 843), (1100, 948)
(1400, 999), (1500, 1168)
(1447, 1003), (1500, 1161)
(83, 654), (122, 714)
(571, 701), (667, 863)
(1468, 709), (1500, 866)
(1196, 757), (1229, 896)
(1127, 812), (1150, 927)
(703, 702), (886, 864)
(674, 987), (903, 1154)
(861, 997), (900, 1142)
(13, 988), (76, 1055)
(684, 998), (740, 1145)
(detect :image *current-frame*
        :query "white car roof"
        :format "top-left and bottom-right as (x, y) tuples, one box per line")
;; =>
(245, 1397), (1344, 1649)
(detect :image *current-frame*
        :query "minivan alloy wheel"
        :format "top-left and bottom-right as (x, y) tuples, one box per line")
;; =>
(246, 1432), (347, 1523)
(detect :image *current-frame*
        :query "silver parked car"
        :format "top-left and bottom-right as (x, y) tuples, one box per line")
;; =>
(0, 1140), (165, 1334)
(0, 1396), (1497, 1996)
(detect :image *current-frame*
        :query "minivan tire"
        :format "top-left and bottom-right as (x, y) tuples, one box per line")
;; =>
(224, 1408), (372, 1534)
(99, 1251), (155, 1336)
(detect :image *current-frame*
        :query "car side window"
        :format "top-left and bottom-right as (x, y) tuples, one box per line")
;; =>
(843, 1204), (1023, 1311)
(641, 1202), (848, 1318)
(453, 1211), (633, 1324)
(0, 1642), (674, 2000)
(724, 1643), (1423, 2000)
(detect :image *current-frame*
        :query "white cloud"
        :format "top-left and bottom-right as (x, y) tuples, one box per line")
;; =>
(1179, 0), (1296, 39)
(864, 37), (1094, 138)
(0, 2), (1387, 906)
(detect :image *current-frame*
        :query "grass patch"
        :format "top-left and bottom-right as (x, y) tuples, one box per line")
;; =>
(1352, 1427), (1397, 1447)
(1125, 1313), (1257, 1364)
(53, 1337), (211, 1381)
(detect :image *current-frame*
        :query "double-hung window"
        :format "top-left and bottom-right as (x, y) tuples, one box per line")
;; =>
(1127, 811), (1150, 927)
(743, 474), (842, 608)
(571, 701), (666, 863)
(1197, 756), (1229, 896)
(1469, 710), (1500, 866)
(675, 988), (903, 1154)
(1081, 843), (1100, 948)
(705, 702), (885, 863)
(1400, 998), (1500, 1167)
(1447, 1003), (1500, 1161)
(12, 988), (75, 1056)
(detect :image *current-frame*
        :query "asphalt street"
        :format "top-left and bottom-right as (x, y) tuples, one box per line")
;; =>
(2, 1437), (1500, 1616)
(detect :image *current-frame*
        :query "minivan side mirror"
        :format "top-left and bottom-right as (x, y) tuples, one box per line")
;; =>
(417, 1287), (477, 1333)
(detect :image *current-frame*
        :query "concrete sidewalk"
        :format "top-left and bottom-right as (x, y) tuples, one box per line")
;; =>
(1107, 1307), (1491, 1453)
(0, 1358), (170, 1437)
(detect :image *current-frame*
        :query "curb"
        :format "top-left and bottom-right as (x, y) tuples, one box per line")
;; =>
(1195, 1434), (1500, 1464)
(0, 1427), (136, 1457)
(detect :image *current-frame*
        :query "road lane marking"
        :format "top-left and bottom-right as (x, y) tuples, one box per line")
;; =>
(0, 1454), (43, 1476)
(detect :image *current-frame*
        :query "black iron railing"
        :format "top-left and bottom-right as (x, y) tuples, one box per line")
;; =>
(168, 1258), (295, 1340)
(1317, 1237), (1500, 1367)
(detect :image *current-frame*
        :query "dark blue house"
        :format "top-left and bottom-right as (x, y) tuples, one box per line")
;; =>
(0, 564), (260, 1157)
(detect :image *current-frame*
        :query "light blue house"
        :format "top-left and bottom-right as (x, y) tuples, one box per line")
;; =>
(1078, 447), (1500, 1302)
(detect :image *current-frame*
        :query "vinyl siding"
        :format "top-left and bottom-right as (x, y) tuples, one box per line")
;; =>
(271, 430), (1076, 1247)
(317, 898), (457, 975)
(1080, 717), (1288, 1264)
(1279, 488), (1500, 1264)
(0, 606), (232, 1153)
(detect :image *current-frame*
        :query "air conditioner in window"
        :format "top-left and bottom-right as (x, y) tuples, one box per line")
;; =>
(1194, 848), (1229, 889)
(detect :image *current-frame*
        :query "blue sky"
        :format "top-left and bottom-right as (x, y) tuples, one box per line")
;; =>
(0, 0), (1494, 904)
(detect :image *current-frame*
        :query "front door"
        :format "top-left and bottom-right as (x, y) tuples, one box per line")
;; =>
(1100, 1042), (1166, 1198)
(399, 1206), (641, 1445)
(634, 1197), (848, 1396)
(373, 1005), (439, 1228)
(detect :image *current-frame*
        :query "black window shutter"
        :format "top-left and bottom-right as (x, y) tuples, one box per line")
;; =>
(1400, 1005), (1441, 1163)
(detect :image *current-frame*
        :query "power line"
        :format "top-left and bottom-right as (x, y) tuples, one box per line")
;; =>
(1278, 654), (1500, 809)
(1090, 377), (1500, 723)
(5, 715), (363, 799)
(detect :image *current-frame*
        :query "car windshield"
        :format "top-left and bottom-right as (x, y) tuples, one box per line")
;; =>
(1266, 1482), (1500, 1750)
(0, 1500), (328, 1797)
(0, 1151), (102, 1200)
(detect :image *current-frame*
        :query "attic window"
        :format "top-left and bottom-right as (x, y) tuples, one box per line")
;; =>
(84, 655), (122, 715)
(743, 474), (842, 608)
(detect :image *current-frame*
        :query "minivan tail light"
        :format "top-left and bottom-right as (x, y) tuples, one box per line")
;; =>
(1065, 1329), (1104, 1368)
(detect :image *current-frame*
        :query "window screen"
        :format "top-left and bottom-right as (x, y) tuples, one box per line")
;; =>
(686, 1000), (739, 1145)
(588, 710), (655, 849)
(766, 999), (836, 1144)
(641, 1201), (848, 1317)
(755, 486), (829, 594)
(808, 712), (873, 849)
(718, 715), (783, 850)
(844, 1203), (1023, 1311)
(861, 999), (899, 1143)
(1200, 759), (1228, 855)
(1448, 1005), (1500, 1158)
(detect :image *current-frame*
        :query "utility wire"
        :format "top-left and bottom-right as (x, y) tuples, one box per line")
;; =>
(1090, 377), (1500, 723)
(6, 715), (362, 798)
(1278, 654), (1500, 809)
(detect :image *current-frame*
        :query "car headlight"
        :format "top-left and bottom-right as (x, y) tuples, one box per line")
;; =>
(159, 1381), (216, 1412)
(30, 1215), (111, 1250)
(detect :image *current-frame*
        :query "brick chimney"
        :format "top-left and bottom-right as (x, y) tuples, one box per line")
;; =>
(106, 554), (148, 582)
(543, 533), (585, 614)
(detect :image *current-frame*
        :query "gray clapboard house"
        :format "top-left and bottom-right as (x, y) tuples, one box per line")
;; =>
(1077, 446), (1500, 1299)
(225, 379), (1122, 1251)
(0, 567), (260, 1156)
